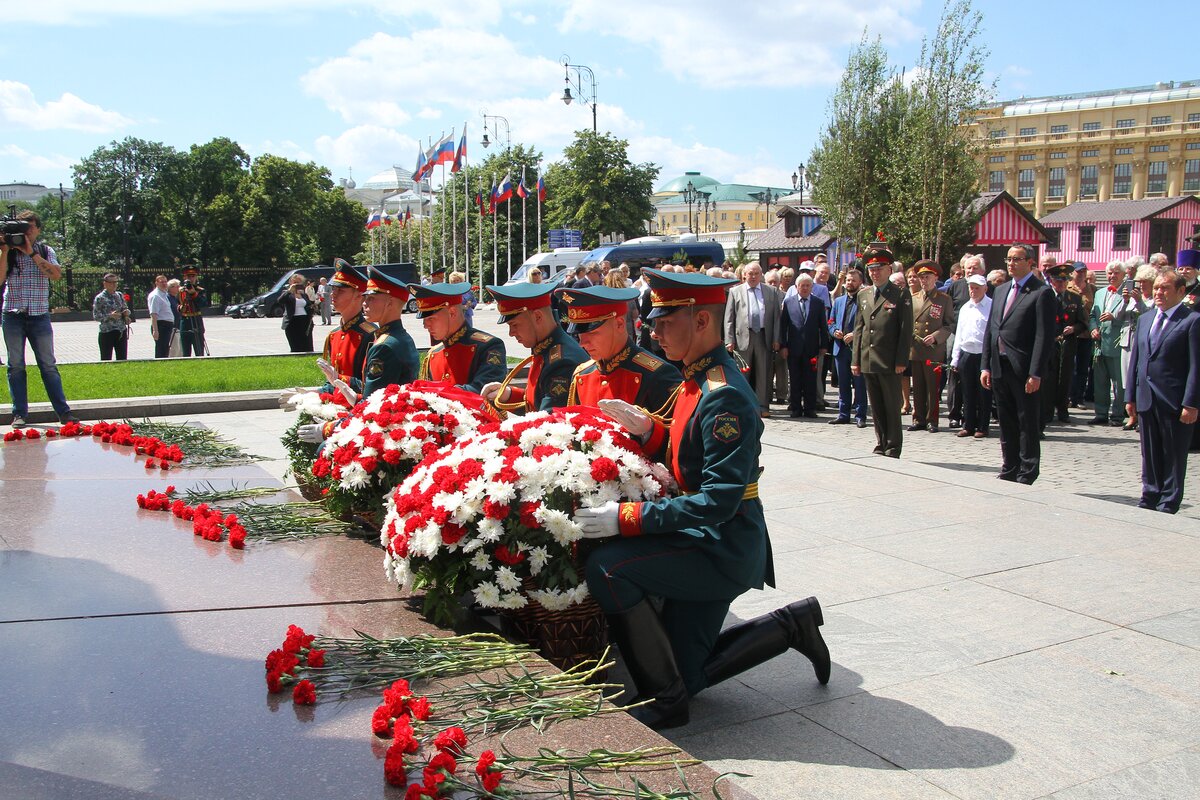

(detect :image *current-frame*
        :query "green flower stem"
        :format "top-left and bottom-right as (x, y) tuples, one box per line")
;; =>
(128, 419), (261, 466)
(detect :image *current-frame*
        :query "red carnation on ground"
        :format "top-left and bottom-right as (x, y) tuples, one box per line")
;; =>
(432, 726), (467, 754)
(228, 526), (247, 549)
(24, 428), (41, 439)
(292, 679), (317, 705)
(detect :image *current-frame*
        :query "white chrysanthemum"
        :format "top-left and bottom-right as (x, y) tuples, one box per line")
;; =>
(412, 522), (442, 558)
(341, 464), (371, 491)
(469, 550), (491, 571)
(477, 517), (504, 543)
(472, 582), (501, 608)
(495, 566), (521, 592)
(528, 546), (550, 576)
(497, 592), (528, 609)
(536, 507), (582, 545)
(529, 588), (572, 611)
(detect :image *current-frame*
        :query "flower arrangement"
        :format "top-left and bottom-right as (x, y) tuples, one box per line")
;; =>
(311, 382), (497, 522)
(381, 407), (676, 626)
(281, 390), (352, 493)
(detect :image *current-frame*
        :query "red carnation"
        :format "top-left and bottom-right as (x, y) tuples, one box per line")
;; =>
(482, 499), (509, 520)
(383, 745), (409, 787)
(382, 449), (402, 465)
(494, 545), (525, 565)
(305, 648), (325, 667)
(292, 679), (317, 705)
(407, 695), (431, 721)
(228, 527), (247, 549)
(519, 501), (541, 528)
(45, 428), (58, 438)
(432, 726), (467, 754)
(441, 523), (466, 545)
(371, 705), (394, 738)
(590, 456), (619, 483)
(24, 428), (40, 439)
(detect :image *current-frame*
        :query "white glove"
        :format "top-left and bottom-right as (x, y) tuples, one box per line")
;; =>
(331, 378), (357, 407)
(297, 424), (326, 444)
(278, 387), (304, 409)
(316, 358), (339, 386)
(575, 501), (620, 539)
(481, 382), (510, 404)
(598, 399), (652, 438)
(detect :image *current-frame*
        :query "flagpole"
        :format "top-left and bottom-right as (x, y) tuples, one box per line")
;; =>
(506, 178), (512, 283)
(537, 165), (543, 254)
(521, 166), (527, 264)
(492, 173), (498, 287)
(478, 178), (484, 286)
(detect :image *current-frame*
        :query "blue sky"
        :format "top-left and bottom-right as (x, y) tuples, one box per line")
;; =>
(2, 1), (1194, 194)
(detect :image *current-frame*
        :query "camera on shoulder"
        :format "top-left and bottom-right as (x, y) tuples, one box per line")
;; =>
(1, 205), (31, 247)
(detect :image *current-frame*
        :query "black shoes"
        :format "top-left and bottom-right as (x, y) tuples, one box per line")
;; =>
(606, 601), (690, 731)
(907, 423), (927, 432)
(1086, 417), (1107, 425)
(928, 424), (939, 433)
(828, 417), (851, 425)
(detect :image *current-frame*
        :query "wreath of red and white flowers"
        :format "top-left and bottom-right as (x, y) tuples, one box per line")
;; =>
(380, 406), (676, 618)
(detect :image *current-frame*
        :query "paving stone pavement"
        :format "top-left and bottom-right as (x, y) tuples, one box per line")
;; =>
(17, 309), (1200, 521)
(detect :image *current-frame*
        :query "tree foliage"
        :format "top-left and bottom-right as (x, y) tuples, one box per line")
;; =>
(809, 0), (993, 268)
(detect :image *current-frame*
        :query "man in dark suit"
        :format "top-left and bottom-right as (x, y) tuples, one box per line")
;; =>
(779, 273), (830, 417)
(981, 244), (1056, 484)
(852, 247), (913, 458)
(1124, 271), (1200, 514)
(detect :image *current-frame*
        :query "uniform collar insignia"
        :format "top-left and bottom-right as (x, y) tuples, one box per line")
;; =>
(532, 331), (556, 356)
(597, 343), (632, 374)
(445, 325), (469, 347)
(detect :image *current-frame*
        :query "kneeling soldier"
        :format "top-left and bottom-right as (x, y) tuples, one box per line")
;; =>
(481, 283), (588, 412)
(573, 269), (830, 730)
(410, 282), (507, 394)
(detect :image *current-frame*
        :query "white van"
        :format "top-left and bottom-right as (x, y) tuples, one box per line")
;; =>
(505, 248), (587, 285)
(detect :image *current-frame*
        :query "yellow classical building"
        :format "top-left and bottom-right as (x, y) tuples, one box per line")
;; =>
(968, 80), (1200, 218)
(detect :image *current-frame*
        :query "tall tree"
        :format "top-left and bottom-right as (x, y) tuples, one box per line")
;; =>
(176, 137), (250, 268)
(544, 131), (658, 249)
(808, 34), (902, 251)
(887, 0), (993, 263)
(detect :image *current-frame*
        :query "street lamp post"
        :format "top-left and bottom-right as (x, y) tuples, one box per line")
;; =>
(682, 181), (699, 234)
(479, 109), (511, 151)
(115, 213), (133, 278)
(560, 55), (597, 133)
(791, 163), (808, 204)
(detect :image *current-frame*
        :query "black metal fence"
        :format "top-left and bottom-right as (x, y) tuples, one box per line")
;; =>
(52, 265), (283, 312)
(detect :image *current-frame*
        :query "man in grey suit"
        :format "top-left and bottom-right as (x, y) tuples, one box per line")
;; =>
(1124, 271), (1200, 514)
(725, 262), (783, 417)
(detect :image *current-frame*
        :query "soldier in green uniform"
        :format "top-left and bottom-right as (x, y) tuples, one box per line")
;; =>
(852, 247), (914, 457)
(574, 269), (829, 731)
(908, 261), (955, 432)
(1043, 263), (1089, 428)
(297, 268), (419, 444)
(480, 282), (588, 412)
(409, 282), (506, 394)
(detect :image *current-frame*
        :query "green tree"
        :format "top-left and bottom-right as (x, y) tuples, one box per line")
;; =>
(886, 0), (993, 264)
(544, 131), (658, 249)
(239, 154), (336, 269)
(808, 34), (903, 252)
(176, 137), (250, 269)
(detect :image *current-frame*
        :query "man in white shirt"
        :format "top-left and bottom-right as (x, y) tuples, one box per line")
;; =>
(146, 274), (174, 359)
(951, 274), (993, 438)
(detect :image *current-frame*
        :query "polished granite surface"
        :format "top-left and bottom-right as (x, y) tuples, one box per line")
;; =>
(1, 435), (745, 800)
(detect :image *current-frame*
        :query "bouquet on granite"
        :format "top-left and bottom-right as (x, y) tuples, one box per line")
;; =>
(380, 407), (677, 626)
(310, 382), (498, 523)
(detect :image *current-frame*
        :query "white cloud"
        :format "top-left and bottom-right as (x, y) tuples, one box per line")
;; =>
(255, 139), (316, 164)
(560, 0), (922, 89)
(0, 81), (133, 133)
(300, 28), (562, 126)
(629, 136), (795, 190)
(0, 144), (76, 175)
(313, 126), (419, 177)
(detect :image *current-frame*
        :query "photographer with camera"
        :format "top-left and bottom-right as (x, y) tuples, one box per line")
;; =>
(92, 273), (133, 361)
(0, 209), (78, 427)
(178, 266), (208, 356)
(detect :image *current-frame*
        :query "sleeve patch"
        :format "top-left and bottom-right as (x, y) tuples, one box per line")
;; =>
(713, 412), (741, 443)
(366, 359), (385, 378)
(486, 349), (505, 366)
(549, 377), (570, 397)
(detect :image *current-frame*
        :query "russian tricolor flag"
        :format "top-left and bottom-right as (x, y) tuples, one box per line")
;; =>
(496, 173), (513, 203)
(432, 133), (455, 168)
(537, 174), (546, 202)
(453, 126), (467, 173)
(365, 209), (382, 230)
(411, 149), (427, 183)
(516, 174), (529, 200)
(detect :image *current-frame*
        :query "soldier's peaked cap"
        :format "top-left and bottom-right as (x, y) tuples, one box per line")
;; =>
(555, 285), (638, 333)
(362, 267), (411, 302)
(863, 247), (894, 267)
(330, 258), (369, 291)
(487, 282), (555, 323)
(407, 282), (467, 318)
(642, 268), (735, 320)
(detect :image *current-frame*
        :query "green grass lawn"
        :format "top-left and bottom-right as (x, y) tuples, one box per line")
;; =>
(0, 354), (327, 403)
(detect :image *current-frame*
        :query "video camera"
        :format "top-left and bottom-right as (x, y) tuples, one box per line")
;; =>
(1, 206), (31, 247)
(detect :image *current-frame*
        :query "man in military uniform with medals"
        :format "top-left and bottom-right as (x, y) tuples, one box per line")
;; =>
(557, 284), (681, 455)
(480, 282), (588, 413)
(572, 269), (830, 731)
(409, 282), (506, 394)
(297, 268), (420, 444)
(852, 246), (914, 457)
(908, 260), (955, 433)
(318, 259), (376, 388)
(1044, 263), (1089, 427)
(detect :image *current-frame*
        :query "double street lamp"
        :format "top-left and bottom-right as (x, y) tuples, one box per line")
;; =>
(560, 55), (597, 133)
(682, 181), (701, 234)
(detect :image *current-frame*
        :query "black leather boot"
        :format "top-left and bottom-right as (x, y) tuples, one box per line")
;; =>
(703, 596), (831, 688)
(606, 600), (690, 730)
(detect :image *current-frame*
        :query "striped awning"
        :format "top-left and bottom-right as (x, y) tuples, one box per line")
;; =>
(975, 199), (1043, 245)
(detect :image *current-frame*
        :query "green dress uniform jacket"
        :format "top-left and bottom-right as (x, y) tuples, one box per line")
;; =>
(909, 289), (955, 364)
(359, 318), (420, 399)
(851, 281), (914, 372)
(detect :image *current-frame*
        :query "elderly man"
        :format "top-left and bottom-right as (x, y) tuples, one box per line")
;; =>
(853, 247), (913, 457)
(1070, 262), (1097, 407)
(481, 283), (588, 413)
(1125, 272), (1200, 514)
(1088, 261), (1133, 426)
(1147, 252), (1170, 271)
(780, 273), (830, 418)
(1043, 263), (1089, 426)
(147, 275), (174, 359)
(951, 274), (993, 438)
(411, 282), (507, 393)
(1179, 249), (1200, 312)
(724, 262), (783, 417)
(908, 261), (955, 432)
